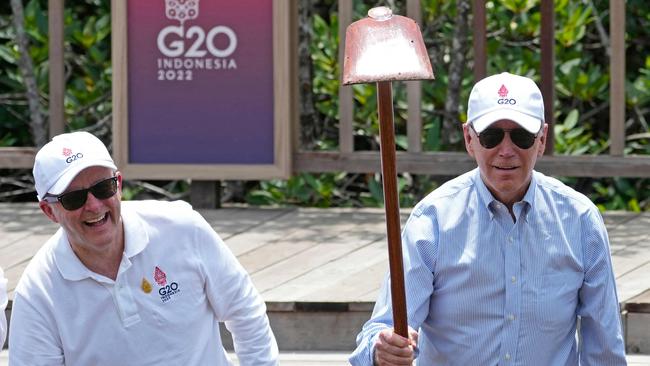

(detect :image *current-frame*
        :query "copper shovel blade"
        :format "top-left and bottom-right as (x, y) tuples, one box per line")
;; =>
(342, 7), (434, 85)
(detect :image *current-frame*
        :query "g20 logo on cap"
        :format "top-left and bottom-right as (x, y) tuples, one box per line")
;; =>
(497, 84), (516, 105)
(156, 0), (238, 81)
(62, 147), (83, 164)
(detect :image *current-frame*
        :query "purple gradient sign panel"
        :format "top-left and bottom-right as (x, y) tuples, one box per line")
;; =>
(127, 0), (274, 164)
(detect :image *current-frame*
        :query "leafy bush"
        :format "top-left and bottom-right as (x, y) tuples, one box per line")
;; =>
(0, 0), (648, 210)
(277, 0), (649, 210)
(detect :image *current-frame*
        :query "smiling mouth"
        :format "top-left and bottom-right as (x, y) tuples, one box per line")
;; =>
(85, 213), (108, 227)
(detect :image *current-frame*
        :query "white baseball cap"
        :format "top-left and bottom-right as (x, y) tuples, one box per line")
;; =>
(467, 72), (544, 133)
(33, 131), (117, 201)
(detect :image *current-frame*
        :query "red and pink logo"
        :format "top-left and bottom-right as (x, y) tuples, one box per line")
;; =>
(498, 84), (508, 98)
(62, 148), (72, 157)
(154, 266), (167, 286)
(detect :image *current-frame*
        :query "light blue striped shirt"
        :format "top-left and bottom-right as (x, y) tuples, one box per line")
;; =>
(350, 168), (627, 365)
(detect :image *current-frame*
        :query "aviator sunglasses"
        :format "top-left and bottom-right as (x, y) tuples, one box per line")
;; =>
(43, 176), (118, 211)
(471, 125), (538, 150)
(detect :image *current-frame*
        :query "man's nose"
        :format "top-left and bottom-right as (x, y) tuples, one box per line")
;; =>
(83, 190), (104, 210)
(496, 132), (517, 156)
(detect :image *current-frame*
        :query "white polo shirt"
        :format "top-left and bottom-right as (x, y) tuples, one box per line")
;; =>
(9, 200), (278, 365)
(0, 266), (7, 347)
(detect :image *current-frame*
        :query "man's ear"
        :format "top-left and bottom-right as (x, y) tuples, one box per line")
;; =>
(463, 123), (475, 158)
(115, 171), (123, 198)
(537, 123), (548, 157)
(39, 201), (59, 223)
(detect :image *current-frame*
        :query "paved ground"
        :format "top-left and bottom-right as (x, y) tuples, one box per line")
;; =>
(0, 350), (649, 365)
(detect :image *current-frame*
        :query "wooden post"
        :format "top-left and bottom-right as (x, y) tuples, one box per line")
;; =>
(406, 0), (423, 153)
(540, 0), (555, 155)
(338, 0), (354, 153)
(48, 0), (65, 137)
(472, 0), (487, 82)
(609, 2), (625, 156)
(190, 181), (221, 209)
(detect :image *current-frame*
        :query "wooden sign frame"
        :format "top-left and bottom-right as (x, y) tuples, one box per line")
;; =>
(111, 0), (292, 180)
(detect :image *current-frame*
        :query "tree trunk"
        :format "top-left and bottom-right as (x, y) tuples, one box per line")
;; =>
(11, 0), (47, 148)
(442, 0), (471, 146)
(298, 0), (321, 150)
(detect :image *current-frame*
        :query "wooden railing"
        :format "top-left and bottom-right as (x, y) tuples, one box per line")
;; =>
(2, 1), (649, 178)
(293, 0), (649, 178)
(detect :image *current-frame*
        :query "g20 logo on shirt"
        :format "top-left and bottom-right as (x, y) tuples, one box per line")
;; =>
(153, 266), (181, 303)
(156, 0), (238, 82)
(159, 282), (180, 303)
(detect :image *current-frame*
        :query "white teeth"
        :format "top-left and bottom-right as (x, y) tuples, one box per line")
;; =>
(86, 214), (106, 224)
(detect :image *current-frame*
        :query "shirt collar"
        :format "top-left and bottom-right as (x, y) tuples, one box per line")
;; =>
(473, 168), (538, 221)
(54, 203), (149, 282)
(473, 169), (497, 216)
(121, 204), (148, 259)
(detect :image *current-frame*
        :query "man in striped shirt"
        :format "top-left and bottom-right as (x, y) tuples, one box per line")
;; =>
(350, 72), (627, 365)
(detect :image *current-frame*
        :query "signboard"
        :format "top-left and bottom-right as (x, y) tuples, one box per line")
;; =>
(112, 0), (292, 179)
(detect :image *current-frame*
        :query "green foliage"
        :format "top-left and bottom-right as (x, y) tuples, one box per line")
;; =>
(0, 0), (112, 146)
(0, 1), (648, 210)
(311, 12), (340, 133)
(245, 171), (437, 208)
(246, 173), (346, 207)
(553, 109), (607, 155)
(298, 0), (649, 211)
(591, 178), (648, 212)
(119, 185), (143, 202)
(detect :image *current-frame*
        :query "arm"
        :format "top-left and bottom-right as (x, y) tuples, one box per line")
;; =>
(194, 215), (279, 366)
(576, 209), (627, 365)
(8, 292), (64, 365)
(349, 209), (438, 366)
(0, 267), (6, 348)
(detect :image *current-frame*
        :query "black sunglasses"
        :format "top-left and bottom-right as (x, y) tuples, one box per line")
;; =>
(471, 125), (538, 149)
(44, 176), (118, 211)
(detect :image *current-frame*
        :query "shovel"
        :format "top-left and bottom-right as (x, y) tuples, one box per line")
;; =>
(342, 6), (434, 338)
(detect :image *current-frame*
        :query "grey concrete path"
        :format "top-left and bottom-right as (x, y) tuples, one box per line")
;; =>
(0, 350), (649, 365)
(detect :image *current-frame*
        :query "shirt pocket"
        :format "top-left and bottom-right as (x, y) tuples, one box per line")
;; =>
(536, 271), (583, 332)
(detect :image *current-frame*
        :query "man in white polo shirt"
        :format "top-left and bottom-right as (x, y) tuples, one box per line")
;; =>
(9, 131), (279, 365)
(0, 266), (7, 348)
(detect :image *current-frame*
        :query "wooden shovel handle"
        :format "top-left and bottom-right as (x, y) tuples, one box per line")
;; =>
(376, 80), (408, 337)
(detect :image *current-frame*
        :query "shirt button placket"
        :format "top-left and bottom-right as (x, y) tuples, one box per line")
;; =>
(502, 231), (520, 364)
